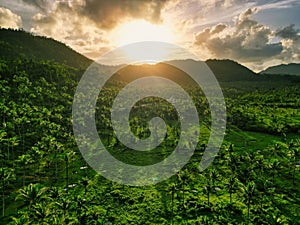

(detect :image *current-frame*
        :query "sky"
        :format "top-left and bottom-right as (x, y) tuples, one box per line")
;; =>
(0, 0), (300, 72)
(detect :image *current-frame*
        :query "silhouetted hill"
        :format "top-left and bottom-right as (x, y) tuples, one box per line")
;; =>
(205, 59), (257, 81)
(111, 59), (258, 85)
(112, 62), (196, 86)
(260, 63), (300, 76)
(0, 28), (92, 69)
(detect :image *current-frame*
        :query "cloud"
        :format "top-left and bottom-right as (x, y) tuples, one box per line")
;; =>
(276, 24), (299, 40)
(0, 7), (22, 29)
(24, 0), (170, 30)
(30, 5), (110, 59)
(21, 0), (52, 11)
(194, 8), (283, 65)
(276, 24), (300, 62)
(83, 0), (169, 29)
(26, 0), (173, 60)
(257, 0), (300, 10)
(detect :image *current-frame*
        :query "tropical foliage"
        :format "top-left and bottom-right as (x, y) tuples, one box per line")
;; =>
(0, 29), (299, 224)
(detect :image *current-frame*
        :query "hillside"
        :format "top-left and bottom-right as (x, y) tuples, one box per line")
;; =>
(112, 59), (259, 85)
(205, 59), (257, 81)
(260, 63), (300, 76)
(0, 28), (92, 69)
(113, 62), (195, 86)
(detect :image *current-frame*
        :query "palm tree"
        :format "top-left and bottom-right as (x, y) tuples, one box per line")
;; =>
(288, 141), (299, 185)
(180, 169), (189, 209)
(170, 184), (175, 225)
(1, 167), (15, 217)
(81, 176), (89, 196)
(33, 203), (51, 222)
(55, 196), (72, 220)
(241, 181), (255, 221)
(11, 214), (29, 225)
(255, 178), (271, 210)
(253, 155), (265, 177)
(63, 151), (76, 189)
(203, 180), (213, 206)
(270, 143), (282, 158)
(16, 183), (48, 210)
(210, 169), (219, 191)
(269, 159), (280, 184)
(17, 153), (34, 187)
(225, 176), (240, 204)
(226, 144), (238, 175)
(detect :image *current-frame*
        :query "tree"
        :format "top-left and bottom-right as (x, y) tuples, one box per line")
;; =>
(16, 183), (48, 210)
(225, 176), (240, 204)
(269, 159), (280, 184)
(288, 141), (299, 185)
(241, 181), (256, 221)
(63, 151), (76, 189)
(0, 167), (15, 217)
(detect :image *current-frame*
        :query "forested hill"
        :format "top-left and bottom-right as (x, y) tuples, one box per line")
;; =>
(0, 28), (92, 69)
(205, 59), (257, 81)
(260, 63), (300, 76)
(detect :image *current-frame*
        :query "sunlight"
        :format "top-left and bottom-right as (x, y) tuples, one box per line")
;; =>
(122, 43), (172, 64)
(111, 20), (175, 46)
(108, 20), (176, 63)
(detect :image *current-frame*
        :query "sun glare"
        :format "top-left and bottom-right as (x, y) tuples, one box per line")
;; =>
(111, 20), (174, 46)
(109, 20), (176, 63)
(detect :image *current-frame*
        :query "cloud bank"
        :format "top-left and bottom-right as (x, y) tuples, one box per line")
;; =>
(0, 7), (22, 29)
(24, 0), (170, 29)
(194, 8), (300, 71)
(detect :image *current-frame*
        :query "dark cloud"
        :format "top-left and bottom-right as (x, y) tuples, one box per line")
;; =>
(275, 24), (300, 62)
(194, 8), (283, 62)
(83, 0), (169, 28)
(276, 24), (299, 40)
(22, 0), (52, 11)
(24, 0), (170, 29)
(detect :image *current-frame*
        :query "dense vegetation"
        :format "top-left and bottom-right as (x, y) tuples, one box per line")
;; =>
(0, 29), (299, 224)
(0, 29), (92, 69)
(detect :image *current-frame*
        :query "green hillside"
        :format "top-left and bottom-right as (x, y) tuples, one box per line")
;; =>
(0, 28), (92, 69)
(206, 59), (257, 81)
(260, 63), (300, 76)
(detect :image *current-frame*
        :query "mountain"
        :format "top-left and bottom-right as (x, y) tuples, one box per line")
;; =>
(113, 59), (258, 84)
(113, 61), (196, 86)
(205, 59), (257, 81)
(260, 63), (300, 76)
(0, 28), (92, 69)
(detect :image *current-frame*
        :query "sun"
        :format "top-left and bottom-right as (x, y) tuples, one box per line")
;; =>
(108, 20), (176, 63)
(110, 20), (175, 46)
